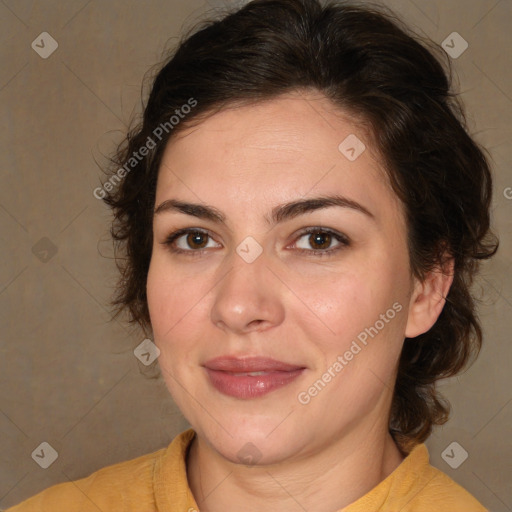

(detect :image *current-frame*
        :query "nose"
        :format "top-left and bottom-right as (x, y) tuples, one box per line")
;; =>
(210, 250), (285, 335)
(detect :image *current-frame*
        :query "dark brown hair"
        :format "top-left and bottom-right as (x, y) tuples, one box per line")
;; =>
(102, 0), (498, 451)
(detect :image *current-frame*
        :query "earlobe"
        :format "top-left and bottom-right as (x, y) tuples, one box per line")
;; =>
(405, 258), (455, 339)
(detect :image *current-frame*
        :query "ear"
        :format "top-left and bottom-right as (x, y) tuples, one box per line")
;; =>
(405, 257), (455, 339)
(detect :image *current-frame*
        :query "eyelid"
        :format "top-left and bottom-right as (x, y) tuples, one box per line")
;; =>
(162, 227), (220, 252)
(288, 227), (350, 255)
(292, 226), (349, 243)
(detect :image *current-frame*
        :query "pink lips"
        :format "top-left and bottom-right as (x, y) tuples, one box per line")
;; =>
(203, 356), (305, 399)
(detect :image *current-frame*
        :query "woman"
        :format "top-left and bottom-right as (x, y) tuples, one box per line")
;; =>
(8, 0), (498, 510)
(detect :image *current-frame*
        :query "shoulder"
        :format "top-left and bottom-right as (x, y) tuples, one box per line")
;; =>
(392, 444), (488, 512)
(411, 463), (488, 512)
(4, 447), (166, 512)
(345, 443), (488, 512)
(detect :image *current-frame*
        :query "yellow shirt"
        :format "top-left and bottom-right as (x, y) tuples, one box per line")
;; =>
(6, 428), (488, 512)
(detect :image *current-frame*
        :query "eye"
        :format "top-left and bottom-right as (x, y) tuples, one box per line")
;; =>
(163, 228), (220, 255)
(162, 226), (350, 258)
(292, 228), (350, 256)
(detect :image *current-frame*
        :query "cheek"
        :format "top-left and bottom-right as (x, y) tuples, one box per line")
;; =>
(146, 258), (198, 385)
(297, 257), (411, 386)
(146, 261), (170, 335)
(298, 262), (403, 342)
(146, 253), (207, 339)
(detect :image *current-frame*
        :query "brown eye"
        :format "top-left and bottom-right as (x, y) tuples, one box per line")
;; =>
(308, 231), (332, 250)
(293, 227), (349, 257)
(186, 231), (209, 249)
(163, 228), (221, 255)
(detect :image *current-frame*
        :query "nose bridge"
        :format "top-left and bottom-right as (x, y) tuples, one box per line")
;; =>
(218, 240), (271, 305)
(210, 241), (284, 333)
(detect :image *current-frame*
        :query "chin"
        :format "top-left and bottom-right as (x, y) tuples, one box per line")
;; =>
(217, 436), (295, 467)
(193, 412), (305, 465)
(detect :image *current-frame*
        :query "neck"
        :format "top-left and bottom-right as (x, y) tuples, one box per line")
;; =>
(186, 425), (404, 512)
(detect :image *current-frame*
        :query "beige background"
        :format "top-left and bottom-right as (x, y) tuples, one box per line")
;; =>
(0, 0), (510, 509)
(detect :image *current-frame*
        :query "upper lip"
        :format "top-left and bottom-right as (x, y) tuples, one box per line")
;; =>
(203, 356), (305, 372)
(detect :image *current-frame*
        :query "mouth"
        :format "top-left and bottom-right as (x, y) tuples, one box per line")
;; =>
(203, 356), (306, 399)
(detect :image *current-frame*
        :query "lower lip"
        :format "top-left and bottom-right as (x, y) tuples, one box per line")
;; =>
(205, 368), (305, 399)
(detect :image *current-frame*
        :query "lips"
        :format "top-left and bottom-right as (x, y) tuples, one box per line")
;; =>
(203, 356), (306, 399)
(204, 356), (304, 372)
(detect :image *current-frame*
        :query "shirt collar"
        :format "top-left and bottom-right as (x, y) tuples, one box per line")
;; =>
(154, 428), (199, 512)
(153, 428), (430, 512)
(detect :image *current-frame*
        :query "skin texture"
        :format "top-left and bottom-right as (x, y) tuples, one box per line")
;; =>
(146, 91), (454, 511)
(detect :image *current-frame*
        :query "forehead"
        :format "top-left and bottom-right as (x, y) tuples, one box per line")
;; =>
(155, 92), (399, 221)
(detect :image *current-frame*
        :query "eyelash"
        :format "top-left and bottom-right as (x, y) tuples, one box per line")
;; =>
(162, 227), (350, 258)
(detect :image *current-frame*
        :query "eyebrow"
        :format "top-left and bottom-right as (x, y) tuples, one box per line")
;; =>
(154, 194), (374, 226)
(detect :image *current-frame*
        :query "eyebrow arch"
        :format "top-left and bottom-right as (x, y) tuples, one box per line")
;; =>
(154, 194), (374, 225)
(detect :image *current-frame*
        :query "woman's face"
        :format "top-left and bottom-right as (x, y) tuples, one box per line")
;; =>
(147, 92), (417, 464)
